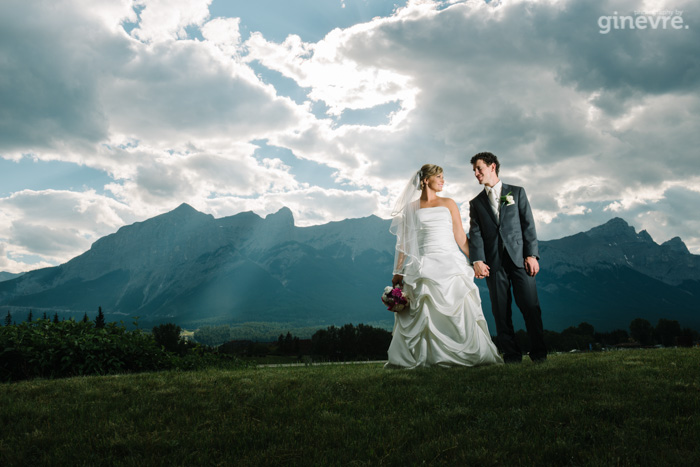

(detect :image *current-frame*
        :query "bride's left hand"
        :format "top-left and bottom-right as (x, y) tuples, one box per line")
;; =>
(392, 274), (404, 287)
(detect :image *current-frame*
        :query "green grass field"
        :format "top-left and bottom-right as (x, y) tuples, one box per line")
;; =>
(2, 348), (699, 466)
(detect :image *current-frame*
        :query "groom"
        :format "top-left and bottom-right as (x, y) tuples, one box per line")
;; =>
(467, 152), (547, 363)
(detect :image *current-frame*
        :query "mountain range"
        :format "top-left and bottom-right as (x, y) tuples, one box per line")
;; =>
(1, 204), (698, 333)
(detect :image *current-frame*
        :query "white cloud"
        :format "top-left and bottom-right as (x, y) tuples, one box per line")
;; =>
(201, 17), (242, 57)
(245, 25), (417, 118)
(103, 143), (301, 212)
(130, 0), (212, 43)
(102, 39), (305, 145)
(0, 190), (135, 267)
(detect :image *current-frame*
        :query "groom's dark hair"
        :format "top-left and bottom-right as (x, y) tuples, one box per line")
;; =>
(470, 152), (500, 175)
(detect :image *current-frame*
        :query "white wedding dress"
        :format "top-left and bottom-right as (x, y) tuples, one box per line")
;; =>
(386, 207), (503, 369)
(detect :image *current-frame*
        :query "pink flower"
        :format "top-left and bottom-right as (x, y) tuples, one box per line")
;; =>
(382, 285), (409, 312)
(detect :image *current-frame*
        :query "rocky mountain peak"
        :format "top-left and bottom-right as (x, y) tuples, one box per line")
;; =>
(586, 217), (653, 243)
(587, 217), (631, 236)
(172, 202), (198, 215)
(152, 203), (213, 224)
(638, 230), (654, 243)
(265, 207), (295, 227)
(662, 236), (690, 254)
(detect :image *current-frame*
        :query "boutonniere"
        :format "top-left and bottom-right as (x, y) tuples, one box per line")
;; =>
(500, 192), (515, 206)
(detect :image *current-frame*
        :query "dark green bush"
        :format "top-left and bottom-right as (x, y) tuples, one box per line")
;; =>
(0, 319), (171, 382)
(152, 322), (186, 355)
(0, 319), (250, 382)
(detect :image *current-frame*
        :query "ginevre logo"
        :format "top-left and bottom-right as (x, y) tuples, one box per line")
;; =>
(598, 10), (690, 34)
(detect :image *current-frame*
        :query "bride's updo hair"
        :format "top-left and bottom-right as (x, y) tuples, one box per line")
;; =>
(419, 164), (443, 189)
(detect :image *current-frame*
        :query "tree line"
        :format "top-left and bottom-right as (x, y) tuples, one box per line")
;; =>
(4, 307), (107, 328)
(519, 318), (699, 353)
(214, 324), (393, 361)
(3, 307), (698, 380)
(209, 318), (700, 362)
(213, 318), (699, 361)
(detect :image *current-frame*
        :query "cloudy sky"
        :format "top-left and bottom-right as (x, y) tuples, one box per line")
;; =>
(1, 0), (698, 273)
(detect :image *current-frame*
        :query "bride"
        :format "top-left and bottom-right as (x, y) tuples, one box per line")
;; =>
(385, 164), (503, 368)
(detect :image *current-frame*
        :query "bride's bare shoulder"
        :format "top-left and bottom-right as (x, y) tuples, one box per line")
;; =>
(437, 198), (461, 216)
(439, 197), (458, 208)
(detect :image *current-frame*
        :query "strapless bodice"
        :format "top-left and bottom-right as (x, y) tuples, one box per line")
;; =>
(417, 207), (459, 256)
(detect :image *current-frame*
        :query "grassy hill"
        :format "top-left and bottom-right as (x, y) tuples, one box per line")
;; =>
(2, 348), (699, 466)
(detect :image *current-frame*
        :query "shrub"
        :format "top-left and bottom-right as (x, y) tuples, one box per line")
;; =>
(0, 319), (171, 382)
(152, 323), (186, 355)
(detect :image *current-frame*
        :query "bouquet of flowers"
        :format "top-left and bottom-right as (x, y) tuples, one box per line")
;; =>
(381, 285), (409, 312)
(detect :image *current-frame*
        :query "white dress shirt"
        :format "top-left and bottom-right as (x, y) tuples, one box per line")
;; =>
(485, 181), (502, 200)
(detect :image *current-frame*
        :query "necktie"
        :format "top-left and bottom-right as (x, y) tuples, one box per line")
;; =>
(488, 188), (499, 217)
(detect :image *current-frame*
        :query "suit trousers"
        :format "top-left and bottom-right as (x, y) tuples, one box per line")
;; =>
(485, 252), (547, 362)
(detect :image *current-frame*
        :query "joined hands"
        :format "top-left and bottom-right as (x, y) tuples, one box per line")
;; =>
(473, 261), (490, 279)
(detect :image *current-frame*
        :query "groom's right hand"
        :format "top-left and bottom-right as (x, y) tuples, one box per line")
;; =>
(473, 261), (490, 279)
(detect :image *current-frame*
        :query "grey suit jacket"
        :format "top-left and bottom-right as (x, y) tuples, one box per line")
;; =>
(468, 183), (539, 270)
